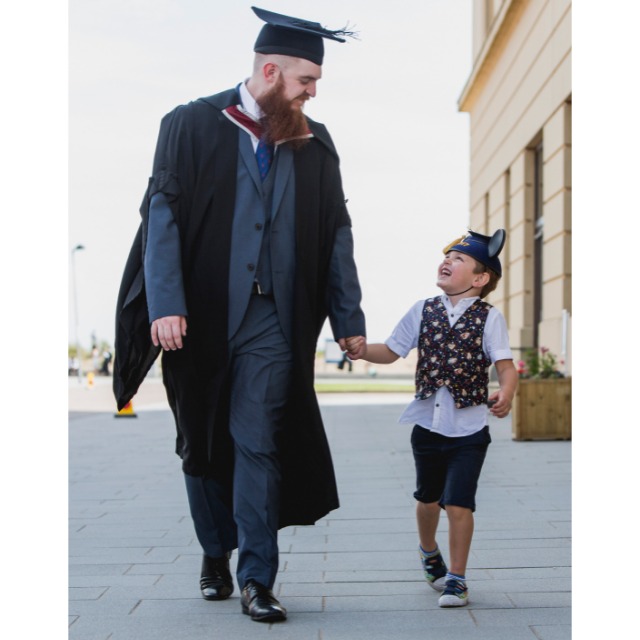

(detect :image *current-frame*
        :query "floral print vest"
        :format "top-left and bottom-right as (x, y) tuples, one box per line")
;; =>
(415, 296), (492, 409)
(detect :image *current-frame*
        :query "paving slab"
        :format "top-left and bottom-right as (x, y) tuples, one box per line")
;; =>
(68, 396), (571, 639)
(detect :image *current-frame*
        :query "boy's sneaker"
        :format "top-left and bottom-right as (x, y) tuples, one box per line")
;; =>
(438, 577), (469, 607)
(418, 546), (448, 591)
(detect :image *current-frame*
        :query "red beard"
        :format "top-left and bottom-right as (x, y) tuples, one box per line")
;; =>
(257, 78), (310, 150)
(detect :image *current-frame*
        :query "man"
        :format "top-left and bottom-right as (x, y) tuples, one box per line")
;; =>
(114, 7), (366, 623)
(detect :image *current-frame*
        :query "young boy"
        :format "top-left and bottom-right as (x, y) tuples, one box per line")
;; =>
(347, 230), (518, 607)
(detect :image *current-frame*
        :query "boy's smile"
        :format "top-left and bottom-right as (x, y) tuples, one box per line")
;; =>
(438, 251), (474, 285)
(436, 250), (488, 299)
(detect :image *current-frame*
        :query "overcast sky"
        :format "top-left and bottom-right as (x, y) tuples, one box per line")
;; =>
(68, 0), (473, 348)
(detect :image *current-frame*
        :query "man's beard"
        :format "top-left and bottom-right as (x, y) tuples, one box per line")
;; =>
(257, 78), (311, 150)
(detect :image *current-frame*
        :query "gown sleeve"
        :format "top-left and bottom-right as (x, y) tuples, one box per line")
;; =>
(143, 192), (188, 322)
(326, 225), (366, 339)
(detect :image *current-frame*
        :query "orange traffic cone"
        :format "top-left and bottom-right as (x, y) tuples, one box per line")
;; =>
(114, 400), (137, 418)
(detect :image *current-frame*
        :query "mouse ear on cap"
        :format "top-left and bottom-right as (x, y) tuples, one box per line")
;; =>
(488, 229), (506, 258)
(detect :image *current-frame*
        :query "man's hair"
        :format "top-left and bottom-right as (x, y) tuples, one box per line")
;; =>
(253, 53), (295, 75)
(472, 261), (501, 298)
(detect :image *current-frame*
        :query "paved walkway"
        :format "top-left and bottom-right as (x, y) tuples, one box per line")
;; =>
(69, 393), (571, 639)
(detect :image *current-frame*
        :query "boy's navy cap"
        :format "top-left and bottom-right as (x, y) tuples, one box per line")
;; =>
(252, 6), (355, 65)
(443, 229), (506, 277)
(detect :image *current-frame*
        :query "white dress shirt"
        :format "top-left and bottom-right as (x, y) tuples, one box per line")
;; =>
(238, 81), (263, 151)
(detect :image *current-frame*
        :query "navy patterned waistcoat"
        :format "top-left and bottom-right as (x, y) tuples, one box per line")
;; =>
(415, 296), (492, 409)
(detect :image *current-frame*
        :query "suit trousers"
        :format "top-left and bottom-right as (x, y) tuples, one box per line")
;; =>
(184, 294), (292, 590)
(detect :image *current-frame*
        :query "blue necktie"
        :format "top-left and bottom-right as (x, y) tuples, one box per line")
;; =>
(256, 138), (274, 181)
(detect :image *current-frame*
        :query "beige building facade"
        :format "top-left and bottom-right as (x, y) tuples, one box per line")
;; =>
(459, 0), (572, 373)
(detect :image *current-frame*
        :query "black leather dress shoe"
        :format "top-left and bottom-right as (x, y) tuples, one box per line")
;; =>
(200, 553), (233, 600)
(241, 579), (287, 622)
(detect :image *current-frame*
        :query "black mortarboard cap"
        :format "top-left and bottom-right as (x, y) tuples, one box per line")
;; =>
(252, 6), (355, 65)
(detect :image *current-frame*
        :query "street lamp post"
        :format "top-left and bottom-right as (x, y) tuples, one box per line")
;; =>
(71, 244), (85, 383)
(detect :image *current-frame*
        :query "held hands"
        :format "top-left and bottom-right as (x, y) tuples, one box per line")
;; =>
(487, 392), (512, 419)
(339, 336), (367, 360)
(151, 315), (188, 351)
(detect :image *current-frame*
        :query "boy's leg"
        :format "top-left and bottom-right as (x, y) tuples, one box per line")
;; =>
(438, 505), (474, 607)
(416, 501), (441, 551)
(411, 425), (447, 537)
(444, 505), (474, 576)
(438, 426), (491, 607)
(411, 426), (449, 590)
(416, 501), (448, 591)
(440, 426), (490, 569)
(411, 426), (447, 550)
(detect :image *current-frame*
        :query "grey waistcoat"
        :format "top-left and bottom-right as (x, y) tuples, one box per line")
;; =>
(227, 134), (296, 342)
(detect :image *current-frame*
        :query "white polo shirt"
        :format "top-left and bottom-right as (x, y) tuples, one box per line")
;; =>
(385, 295), (513, 437)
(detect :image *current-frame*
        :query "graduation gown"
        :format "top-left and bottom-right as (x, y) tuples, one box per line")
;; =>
(113, 87), (364, 528)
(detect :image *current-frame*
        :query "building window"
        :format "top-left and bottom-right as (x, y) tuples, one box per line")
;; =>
(533, 142), (544, 347)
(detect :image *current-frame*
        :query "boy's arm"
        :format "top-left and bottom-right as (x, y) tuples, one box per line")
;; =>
(345, 300), (422, 364)
(346, 338), (400, 364)
(489, 359), (519, 418)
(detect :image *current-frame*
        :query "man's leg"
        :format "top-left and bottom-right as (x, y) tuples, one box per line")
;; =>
(183, 474), (237, 559)
(228, 295), (292, 591)
(183, 473), (237, 600)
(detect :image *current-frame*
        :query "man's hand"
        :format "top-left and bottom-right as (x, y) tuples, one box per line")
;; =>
(339, 336), (367, 360)
(151, 315), (188, 351)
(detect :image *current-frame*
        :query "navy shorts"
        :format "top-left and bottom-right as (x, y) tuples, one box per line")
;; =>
(411, 425), (491, 512)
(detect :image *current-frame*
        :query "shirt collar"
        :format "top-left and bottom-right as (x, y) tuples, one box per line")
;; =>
(239, 80), (263, 121)
(441, 294), (480, 313)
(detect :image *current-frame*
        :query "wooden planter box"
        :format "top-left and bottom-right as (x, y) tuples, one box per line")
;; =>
(512, 378), (572, 441)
